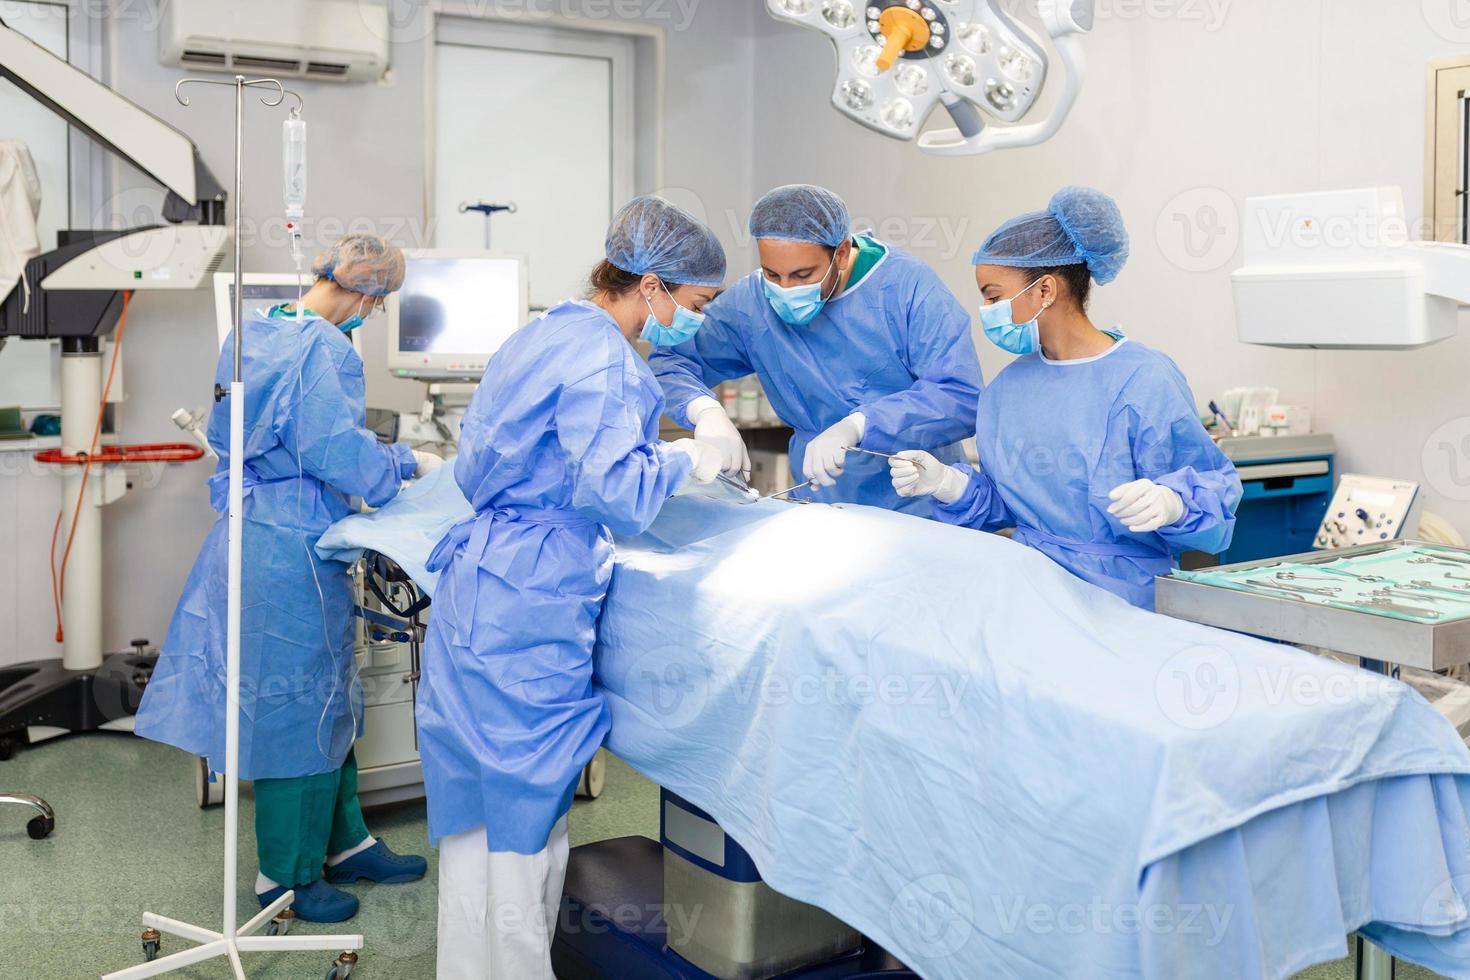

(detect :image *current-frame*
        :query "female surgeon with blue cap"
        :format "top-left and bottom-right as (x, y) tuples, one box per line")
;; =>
(650, 184), (982, 513)
(417, 195), (725, 980)
(136, 235), (436, 924)
(889, 187), (1241, 610)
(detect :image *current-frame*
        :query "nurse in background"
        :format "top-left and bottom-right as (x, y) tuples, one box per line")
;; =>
(136, 235), (435, 923)
(651, 184), (981, 513)
(890, 187), (1241, 610)
(417, 196), (725, 979)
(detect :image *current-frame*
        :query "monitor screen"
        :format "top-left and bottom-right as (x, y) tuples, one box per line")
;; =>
(393, 257), (523, 367)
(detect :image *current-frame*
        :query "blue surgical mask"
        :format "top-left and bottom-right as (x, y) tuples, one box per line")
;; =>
(337, 295), (376, 333)
(641, 282), (705, 347)
(763, 253), (839, 326)
(979, 278), (1046, 355)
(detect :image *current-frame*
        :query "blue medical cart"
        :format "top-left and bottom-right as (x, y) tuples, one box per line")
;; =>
(1215, 433), (1335, 565)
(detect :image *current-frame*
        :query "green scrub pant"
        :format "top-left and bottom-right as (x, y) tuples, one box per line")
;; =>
(254, 749), (371, 887)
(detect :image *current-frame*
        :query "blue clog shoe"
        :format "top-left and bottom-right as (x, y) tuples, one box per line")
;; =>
(323, 838), (428, 885)
(257, 878), (359, 923)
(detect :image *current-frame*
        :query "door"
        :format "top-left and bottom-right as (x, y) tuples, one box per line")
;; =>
(432, 18), (636, 312)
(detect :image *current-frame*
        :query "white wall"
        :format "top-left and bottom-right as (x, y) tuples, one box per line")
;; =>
(0, 1), (757, 666)
(750, 1), (1470, 529)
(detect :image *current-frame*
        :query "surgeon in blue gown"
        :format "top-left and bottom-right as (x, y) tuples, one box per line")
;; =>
(136, 235), (436, 922)
(890, 188), (1242, 610)
(417, 196), (725, 980)
(650, 183), (982, 512)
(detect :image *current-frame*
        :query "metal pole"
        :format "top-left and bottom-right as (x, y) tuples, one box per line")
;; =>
(222, 74), (243, 947)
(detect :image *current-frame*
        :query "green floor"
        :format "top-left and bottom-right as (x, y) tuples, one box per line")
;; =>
(0, 733), (1448, 979)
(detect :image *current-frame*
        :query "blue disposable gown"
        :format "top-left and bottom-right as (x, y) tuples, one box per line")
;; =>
(135, 309), (416, 779)
(936, 335), (1241, 610)
(650, 243), (982, 511)
(416, 299), (692, 854)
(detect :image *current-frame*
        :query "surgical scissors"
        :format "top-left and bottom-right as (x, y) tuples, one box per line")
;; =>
(1366, 586), (1464, 605)
(1410, 556), (1467, 568)
(1274, 571), (1372, 584)
(1406, 579), (1470, 597)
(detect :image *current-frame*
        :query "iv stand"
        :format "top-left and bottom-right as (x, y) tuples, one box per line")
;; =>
(102, 76), (362, 980)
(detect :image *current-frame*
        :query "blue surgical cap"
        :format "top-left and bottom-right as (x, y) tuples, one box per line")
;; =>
(971, 186), (1130, 285)
(313, 234), (406, 296)
(749, 184), (851, 248)
(605, 195), (727, 287)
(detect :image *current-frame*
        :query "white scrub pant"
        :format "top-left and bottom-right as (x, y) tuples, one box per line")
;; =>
(435, 816), (570, 980)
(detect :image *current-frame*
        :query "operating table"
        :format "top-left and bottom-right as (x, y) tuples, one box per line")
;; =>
(319, 470), (1470, 980)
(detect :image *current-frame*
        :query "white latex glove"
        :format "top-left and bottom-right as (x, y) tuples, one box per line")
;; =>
(803, 413), (866, 489)
(412, 450), (444, 478)
(888, 450), (970, 504)
(1107, 478), (1185, 533)
(669, 438), (722, 486)
(688, 395), (750, 479)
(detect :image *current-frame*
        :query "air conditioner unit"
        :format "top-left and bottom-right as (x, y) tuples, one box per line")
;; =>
(159, 0), (391, 83)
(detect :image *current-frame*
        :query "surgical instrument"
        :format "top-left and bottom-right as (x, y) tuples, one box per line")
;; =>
(716, 473), (760, 504)
(846, 446), (927, 468)
(1246, 578), (1341, 596)
(1406, 579), (1470, 597)
(1446, 572), (1470, 584)
(1275, 571), (1357, 584)
(1361, 598), (1441, 619)
(1418, 549), (1470, 564)
(767, 479), (816, 500)
(1409, 557), (1465, 568)
(1365, 587), (1465, 605)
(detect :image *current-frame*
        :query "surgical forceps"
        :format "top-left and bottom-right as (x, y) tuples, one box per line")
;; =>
(716, 472), (760, 503)
(767, 479), (816, 501)
(846, 446), (927, 468)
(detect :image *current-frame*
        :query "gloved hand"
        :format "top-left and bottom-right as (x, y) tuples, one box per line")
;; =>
(669, 438), (723, 486)
(412, 450), (444, 478)
(888, 450), (969, 504)
(804, 413), (865, 489)
(689, 396), (751, 479)
(1107, 478), (1185, 533)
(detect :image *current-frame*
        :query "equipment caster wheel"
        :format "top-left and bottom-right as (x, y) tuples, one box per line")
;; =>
(268, 909), (295, 936)
(141, 928), (161, 962)
(195, 756), (224, 808)
(26, 814), (53, 840)
(0, 735), (21, 761)
(326, 950), (358, 979)
(576, 748), (606, 799)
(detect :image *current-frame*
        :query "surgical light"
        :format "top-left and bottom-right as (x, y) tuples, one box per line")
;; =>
(766, 0), (1094, 156)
